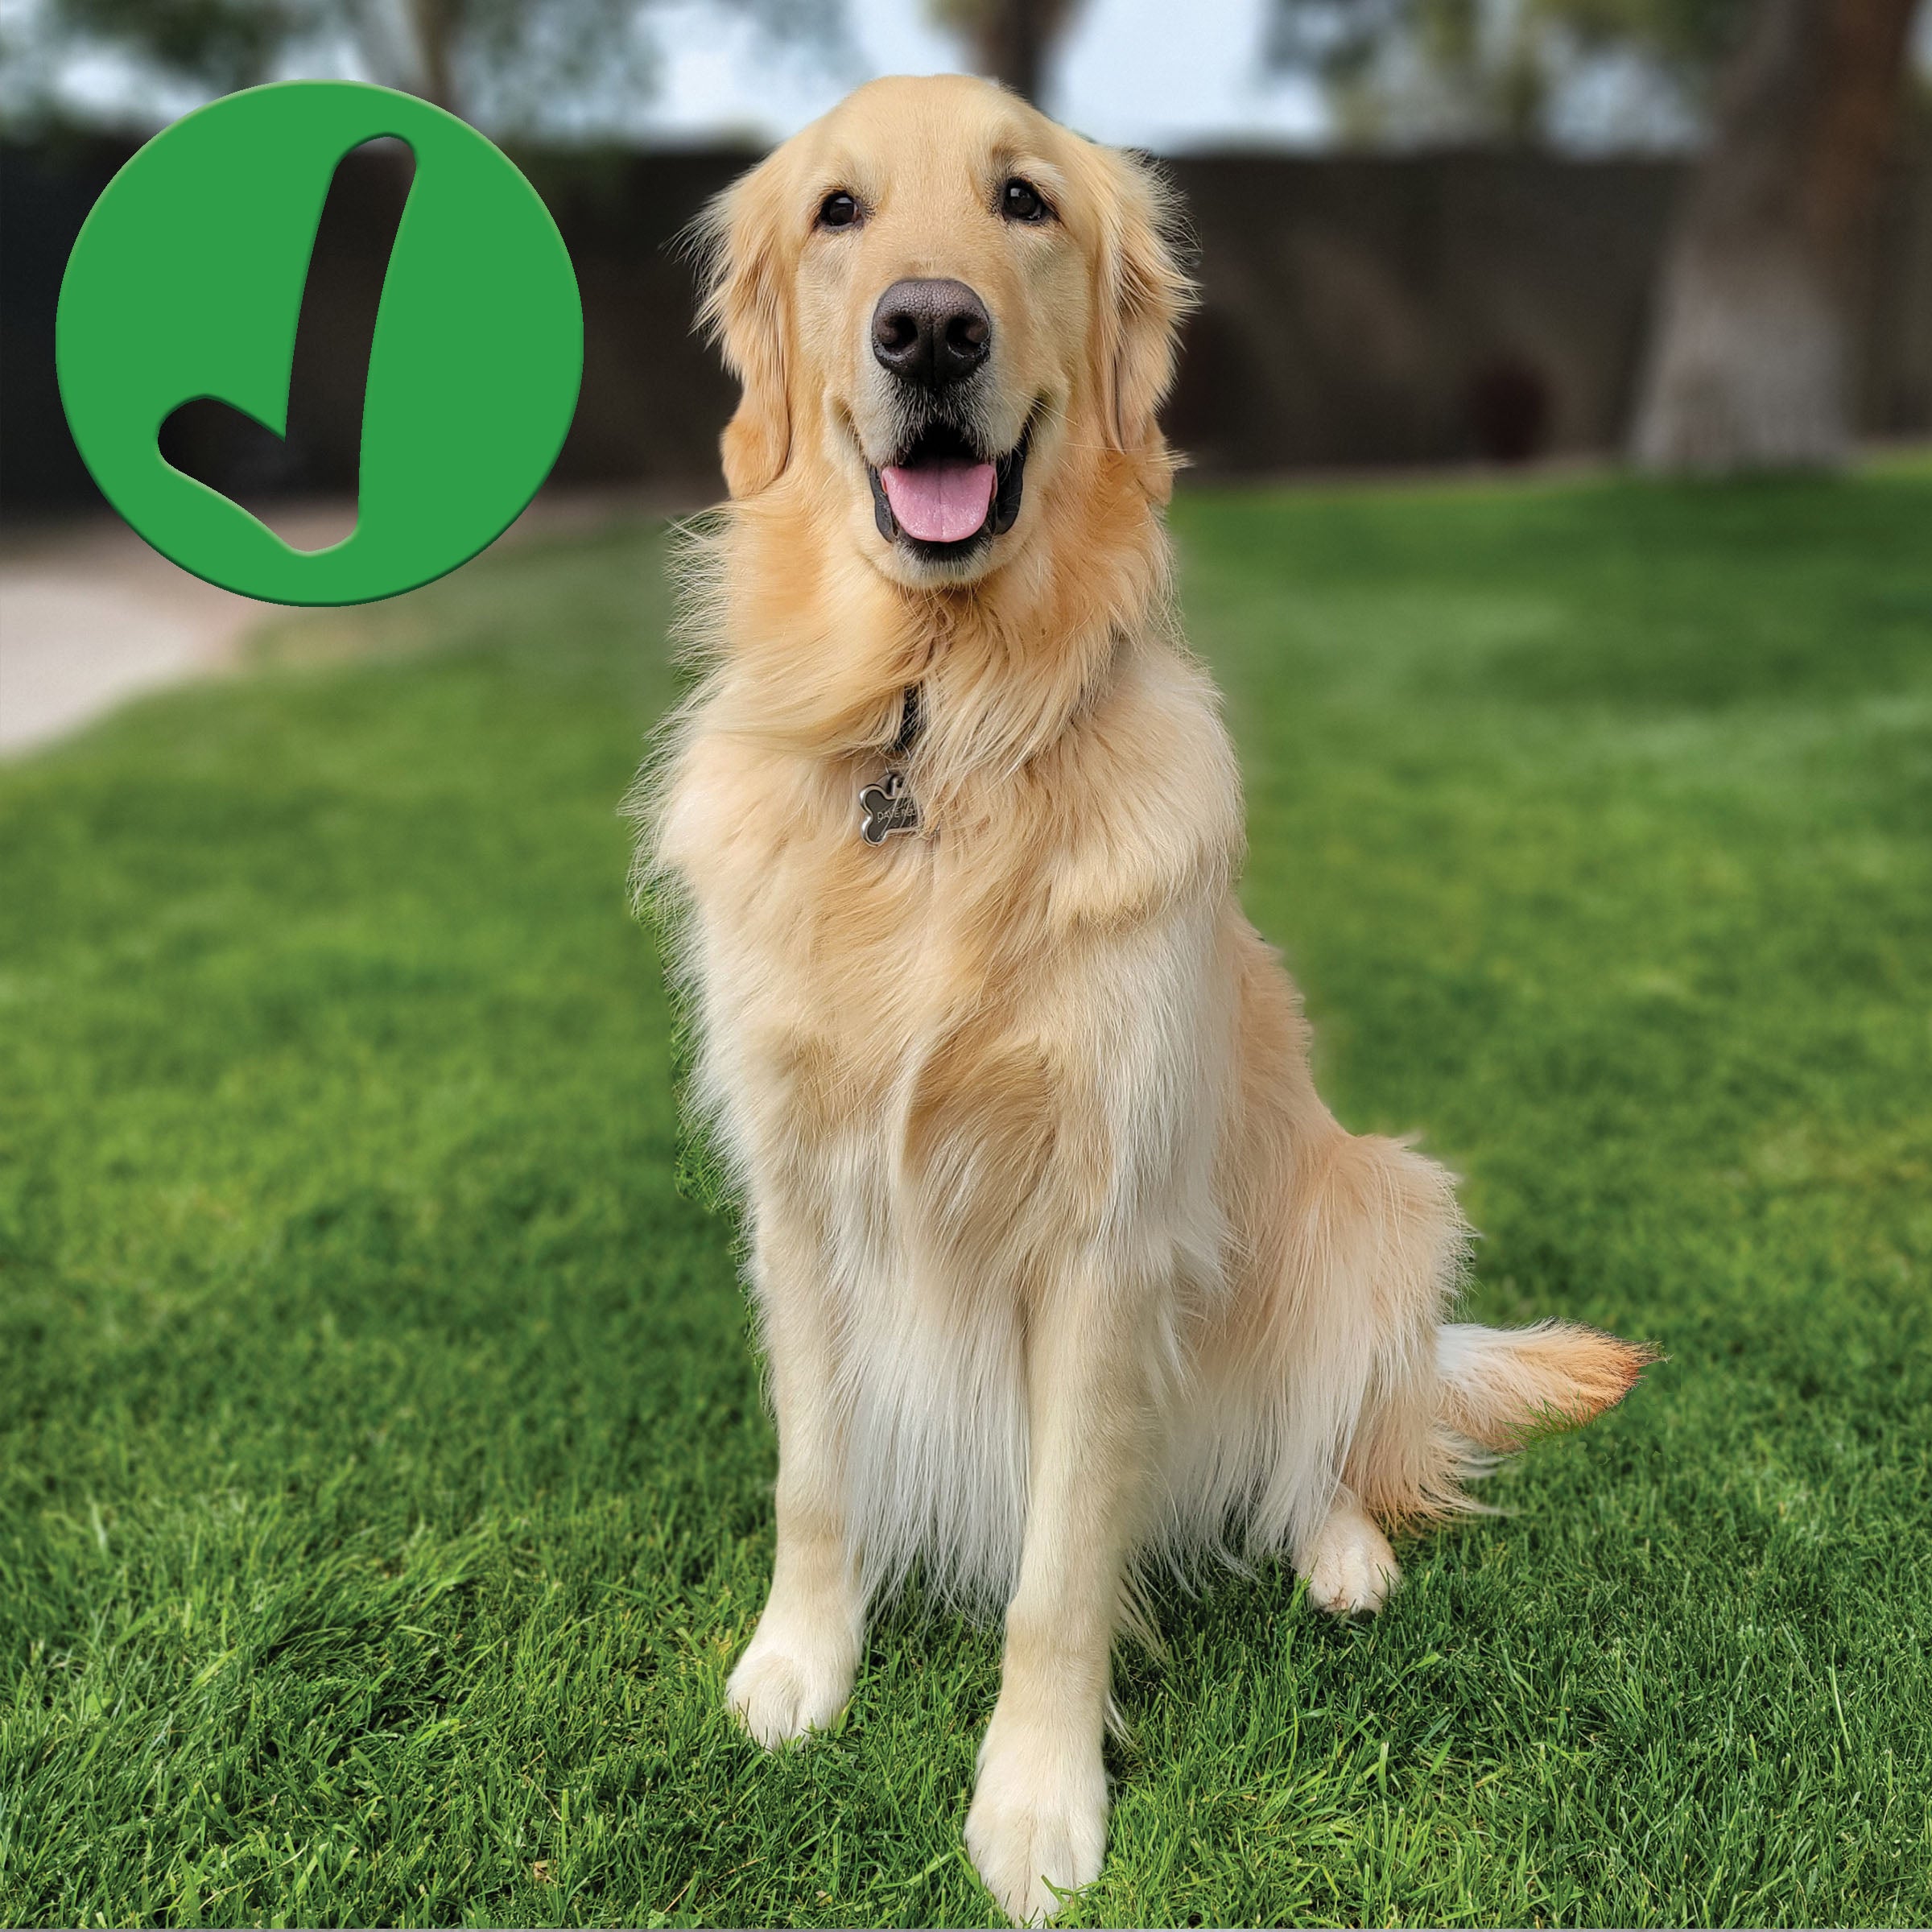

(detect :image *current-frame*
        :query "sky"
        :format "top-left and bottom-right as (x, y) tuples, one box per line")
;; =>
(634, 0), (1330, 149)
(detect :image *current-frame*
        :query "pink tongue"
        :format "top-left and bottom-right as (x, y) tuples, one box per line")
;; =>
(880, 458), (996, 543)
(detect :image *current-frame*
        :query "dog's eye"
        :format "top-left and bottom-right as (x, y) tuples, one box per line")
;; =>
(1001, 178), (1051, 224)
(817, 190), (861, 230)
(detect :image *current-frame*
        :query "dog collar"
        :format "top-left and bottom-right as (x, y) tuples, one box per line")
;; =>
(858, 685), (923, 845)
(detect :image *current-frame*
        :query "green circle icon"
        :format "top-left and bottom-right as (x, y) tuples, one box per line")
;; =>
(56, 82), (582, 606)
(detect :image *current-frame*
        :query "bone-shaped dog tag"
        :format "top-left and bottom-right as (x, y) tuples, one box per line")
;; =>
(858, 769), (919, 844)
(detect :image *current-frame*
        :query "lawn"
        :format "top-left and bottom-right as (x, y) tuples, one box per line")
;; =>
(2, 460), (1930, 1930)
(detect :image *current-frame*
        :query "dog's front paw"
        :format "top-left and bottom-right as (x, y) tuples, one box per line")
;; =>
(725, 1613), (857, 1748)
(964, 1716), (1108, 1926)
(1300, 1496), (1401, 1616)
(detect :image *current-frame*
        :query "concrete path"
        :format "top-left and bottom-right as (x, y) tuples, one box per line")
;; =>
(0, 513), (303, 757)
(0, 488), (694, 759)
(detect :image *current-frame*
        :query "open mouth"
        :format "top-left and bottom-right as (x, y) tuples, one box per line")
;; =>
(868, 419), (1030, 559)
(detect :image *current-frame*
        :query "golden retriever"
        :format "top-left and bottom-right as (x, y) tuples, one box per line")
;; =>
(638, 72), (1653, 1925)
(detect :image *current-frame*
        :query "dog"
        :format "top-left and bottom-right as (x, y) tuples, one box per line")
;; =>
(637, 73), (1654, 1925)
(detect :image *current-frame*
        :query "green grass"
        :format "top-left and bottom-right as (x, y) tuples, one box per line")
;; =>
(4, 460), (1931, 1929)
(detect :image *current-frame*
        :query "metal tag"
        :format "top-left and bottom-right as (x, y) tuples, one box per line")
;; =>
(858, 768), (919, 845)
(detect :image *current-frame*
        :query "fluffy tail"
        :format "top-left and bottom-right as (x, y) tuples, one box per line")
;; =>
(1435, 1319), (1659, 1451)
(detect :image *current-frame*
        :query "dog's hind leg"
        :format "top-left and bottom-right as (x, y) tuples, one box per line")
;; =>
(1231, 1130), (1472, 1613)
(726, 1208), (865, 1748)
(1296, 1488), (1401, 1616)
(1325, 1136), (1480, 1575)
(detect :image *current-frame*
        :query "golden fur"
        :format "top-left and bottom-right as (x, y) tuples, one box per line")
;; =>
(636, 74), (1654, 1925)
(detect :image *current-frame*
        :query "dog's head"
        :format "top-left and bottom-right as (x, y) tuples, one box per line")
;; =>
(694, 74), (1193, 589)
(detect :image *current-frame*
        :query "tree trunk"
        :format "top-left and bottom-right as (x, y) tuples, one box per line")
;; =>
(1629, 0), (1923, 471)
(347, 0), (462, 117)
(949, 0), (1083, 104)
(405, 0), (458, 114)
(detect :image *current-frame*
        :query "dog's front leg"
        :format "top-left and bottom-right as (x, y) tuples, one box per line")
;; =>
(965, 1254), (1157, 1925)
(726, 1212), (863, 1747)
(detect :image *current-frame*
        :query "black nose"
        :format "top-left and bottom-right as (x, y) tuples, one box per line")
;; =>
(871, 278), (991, 390)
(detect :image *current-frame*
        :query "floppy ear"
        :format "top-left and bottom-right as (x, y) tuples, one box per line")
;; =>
(692, 152), (794, 497)
(1088, 147), (1196, 459)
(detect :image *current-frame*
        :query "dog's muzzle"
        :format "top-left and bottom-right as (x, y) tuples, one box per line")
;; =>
(865, 278), (1029, 559)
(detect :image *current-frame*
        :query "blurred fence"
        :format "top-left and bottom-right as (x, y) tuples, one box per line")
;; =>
(5, 128), (1930, 518)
